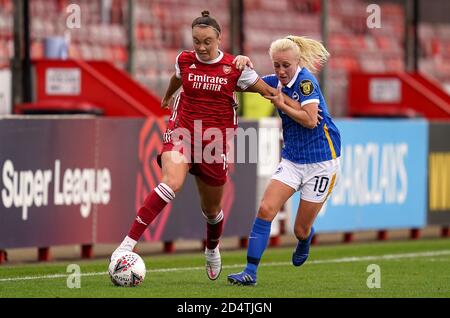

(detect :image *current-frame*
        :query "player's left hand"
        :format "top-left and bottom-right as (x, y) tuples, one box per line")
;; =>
(161, 97), (172, 110)
(232, 55), (254, 70)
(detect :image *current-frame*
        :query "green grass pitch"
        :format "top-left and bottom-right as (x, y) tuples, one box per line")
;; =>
(1, 238), (449, 298)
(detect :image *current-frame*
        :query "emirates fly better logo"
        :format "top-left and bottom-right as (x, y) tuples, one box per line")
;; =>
(188, 73), (228, 91)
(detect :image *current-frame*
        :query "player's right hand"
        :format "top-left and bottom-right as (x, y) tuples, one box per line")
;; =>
(318, 109), (323, 121)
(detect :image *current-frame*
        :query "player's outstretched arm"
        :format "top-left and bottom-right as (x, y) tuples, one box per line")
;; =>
(233, 55), (302, 111)
(245, 78), (302, 111)
(161, 74), (182, 109)
(264, 86), (321, 129)
(233, 55), (320, 127)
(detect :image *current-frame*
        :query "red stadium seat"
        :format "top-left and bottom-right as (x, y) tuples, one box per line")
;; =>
(68, 43), (81, 59)
(113, 46), (128, 64)
(30, 40), (44, 59)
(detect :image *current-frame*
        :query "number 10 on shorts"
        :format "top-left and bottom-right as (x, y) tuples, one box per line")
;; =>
(313, 176), (329, 193)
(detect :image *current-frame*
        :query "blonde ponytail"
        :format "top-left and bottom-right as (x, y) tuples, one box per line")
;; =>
(269, 36), (330, 73)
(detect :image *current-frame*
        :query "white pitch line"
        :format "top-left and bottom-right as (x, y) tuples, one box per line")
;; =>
(1, 249), (450, 283)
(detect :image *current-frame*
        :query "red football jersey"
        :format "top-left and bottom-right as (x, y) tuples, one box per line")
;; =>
(172, 50), (258, 131)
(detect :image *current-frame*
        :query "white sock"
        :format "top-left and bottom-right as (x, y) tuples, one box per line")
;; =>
(202, 210), (224, 225)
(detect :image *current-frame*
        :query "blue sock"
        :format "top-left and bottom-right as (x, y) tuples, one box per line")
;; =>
(245, 217), (272, 276)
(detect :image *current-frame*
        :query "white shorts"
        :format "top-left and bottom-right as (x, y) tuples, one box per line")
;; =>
(272, 157), (340, 203)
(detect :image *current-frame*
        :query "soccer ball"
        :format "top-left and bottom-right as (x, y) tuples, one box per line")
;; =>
(108, 251), (146, 287)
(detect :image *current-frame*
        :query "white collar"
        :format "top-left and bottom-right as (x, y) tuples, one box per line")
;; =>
(195, 50), (224, 64)
(285, 66), (302, 88)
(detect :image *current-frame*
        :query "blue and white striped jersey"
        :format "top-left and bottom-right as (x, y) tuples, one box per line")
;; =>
(262, 67), (341, 164)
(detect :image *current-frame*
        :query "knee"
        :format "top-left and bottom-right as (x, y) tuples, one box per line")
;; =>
(294, 225), (311, 241)
(160, 178), (183, 194)
(257, 200), (278, 221)
(202, 206), (222, 219)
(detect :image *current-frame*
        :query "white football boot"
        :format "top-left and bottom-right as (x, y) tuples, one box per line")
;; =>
(110, 236), (136, 263)
(205, 246), (222, 280)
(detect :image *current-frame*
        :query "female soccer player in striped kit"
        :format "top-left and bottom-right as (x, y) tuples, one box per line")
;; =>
(228, 36), (341, 286)
(111, 12), (319, 281)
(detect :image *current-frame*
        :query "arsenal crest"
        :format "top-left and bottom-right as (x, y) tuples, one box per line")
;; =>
(223, 65), (232, 74)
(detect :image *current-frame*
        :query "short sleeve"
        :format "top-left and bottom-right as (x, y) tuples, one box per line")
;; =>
(262, 74), (278, 89)
(174, 52), (182, 79)
(237, 66), (259, 90)
(298, 78), (320, 107)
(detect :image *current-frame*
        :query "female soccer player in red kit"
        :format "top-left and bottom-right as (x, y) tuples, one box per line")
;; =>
(111, 11), (320, 281)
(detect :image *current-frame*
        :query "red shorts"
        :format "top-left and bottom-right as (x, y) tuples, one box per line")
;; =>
(158, 143), (227, 186)
(158, 121), (234, 187)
